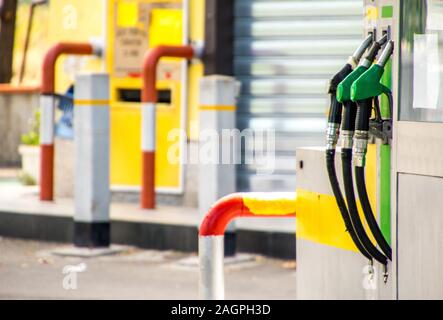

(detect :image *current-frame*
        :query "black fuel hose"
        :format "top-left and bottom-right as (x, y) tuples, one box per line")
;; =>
(355, 167), (392, 260)
(354, 98), (392, 261)
(341, 100), (388, 265)
(342, 151), (387, 265)
(326, 65), (373, 261)
(328, 91), (344, 124)
(326, 149), (372, 260)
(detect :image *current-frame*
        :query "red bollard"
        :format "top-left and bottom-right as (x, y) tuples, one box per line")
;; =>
(198, 192), (297, 300)
(39, 43), (95, 201)
(140, 45), (195, 209)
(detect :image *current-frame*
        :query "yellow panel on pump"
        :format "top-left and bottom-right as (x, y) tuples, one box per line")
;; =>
(296, 144), (378, 251)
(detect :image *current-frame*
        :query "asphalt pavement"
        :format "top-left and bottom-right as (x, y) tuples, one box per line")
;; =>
(0, 237), (296, 300)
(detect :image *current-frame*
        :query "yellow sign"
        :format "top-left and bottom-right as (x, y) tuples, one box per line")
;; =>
(117, 1), (139, 28)
(366, 5), (378, 20)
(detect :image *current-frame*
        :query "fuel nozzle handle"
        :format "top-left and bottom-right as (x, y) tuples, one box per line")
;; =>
(337, 35), (387, 103)
(350, 42), (394, 102)
(352, 34), (374, 63)
(377, 40), (394, 68)
(326, 34), (375, 149)
(351, 40), (394, 166)
(328, 34), (374, 94)
(360, 34), (388, 67)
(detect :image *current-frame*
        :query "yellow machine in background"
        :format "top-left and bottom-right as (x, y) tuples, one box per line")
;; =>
(107, 0), (183, 191)
(47, 0), (201, 193)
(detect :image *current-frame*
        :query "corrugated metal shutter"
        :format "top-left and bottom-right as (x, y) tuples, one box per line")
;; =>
(234, 0), (364, 191)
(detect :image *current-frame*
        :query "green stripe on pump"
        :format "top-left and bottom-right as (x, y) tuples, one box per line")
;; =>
(381, 5), (393, 18)
(380, 58), (392, 118)
(379, 56), (392, 245)
(380, 144), (391, 245)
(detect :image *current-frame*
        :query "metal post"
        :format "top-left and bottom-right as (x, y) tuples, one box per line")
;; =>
(198, 75), (239, 256)
(199, 235), (225, 300)
(73, 73), (110, 247)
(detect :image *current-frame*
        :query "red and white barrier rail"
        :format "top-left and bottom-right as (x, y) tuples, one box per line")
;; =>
(140, 45), (195, 209)
(39, 42), (99, 201)
(199, 192), (297, 300)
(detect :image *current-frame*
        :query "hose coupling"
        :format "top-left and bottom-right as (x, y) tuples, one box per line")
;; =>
(353, 130), (369, 167)
(347, 56), (358, 69)
(359, 57), (372, 68)
(326, 122), (340, 150)
(341, 130), (354, 149)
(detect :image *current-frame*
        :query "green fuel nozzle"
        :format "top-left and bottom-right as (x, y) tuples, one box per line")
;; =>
(350, 41), (394, 102)
(326, 34), (373, 130)
(349, 40), (394, 263)
(336, 34), (389, 103)
(351, 41), (394, 167)
(326, 34), (374, 150)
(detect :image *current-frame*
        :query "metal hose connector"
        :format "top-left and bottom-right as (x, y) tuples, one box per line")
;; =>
(353, 130), (369, 167)
(326, 122), (340, 150)
(341, 130), (354, 149)
(359, 57), (372, 68)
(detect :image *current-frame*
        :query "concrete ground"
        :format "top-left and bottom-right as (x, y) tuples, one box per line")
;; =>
(0, 237), (297, 300)
(0, 171), (295, 234)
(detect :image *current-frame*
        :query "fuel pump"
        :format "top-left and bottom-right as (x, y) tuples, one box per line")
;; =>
(336, 34), (390, 266)
(326, 34), (387, 264)
(350, 41), (394, 267)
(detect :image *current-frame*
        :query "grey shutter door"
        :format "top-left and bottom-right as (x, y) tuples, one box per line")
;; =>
(234, 0), (364, 191)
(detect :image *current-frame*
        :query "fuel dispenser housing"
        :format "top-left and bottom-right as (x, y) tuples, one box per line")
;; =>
(295, 0), (395, 299)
